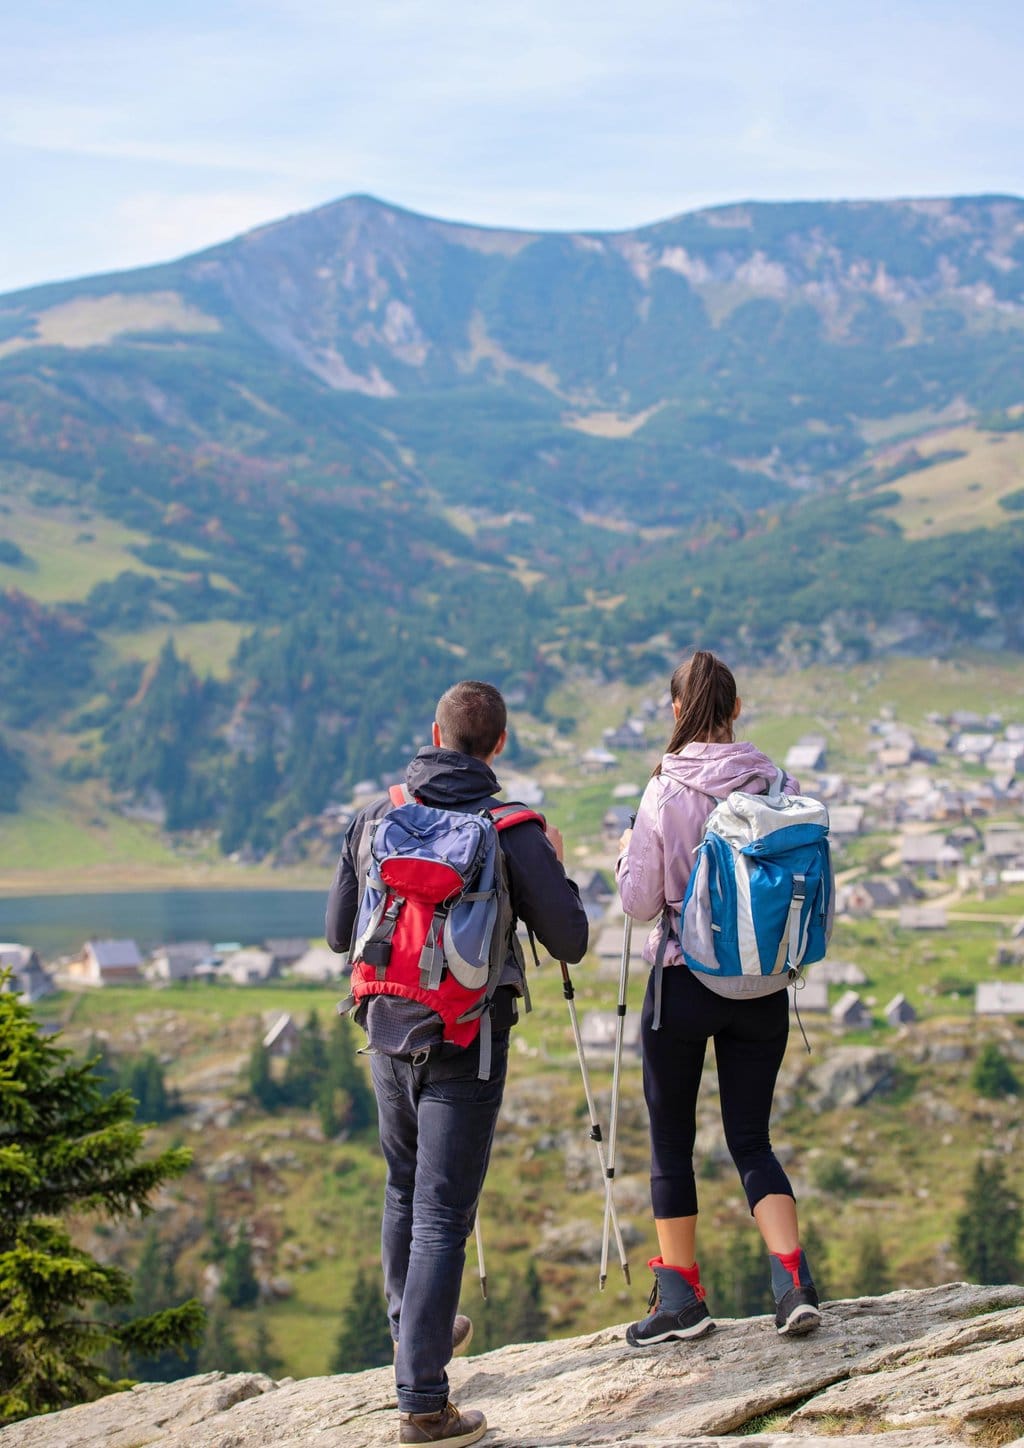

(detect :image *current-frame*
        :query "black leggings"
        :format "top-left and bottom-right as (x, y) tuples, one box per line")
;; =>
(641, 964), (793, 1219)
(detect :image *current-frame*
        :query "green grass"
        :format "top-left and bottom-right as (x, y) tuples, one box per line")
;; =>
(0, 802), (182, 875)
(109, 620), (251, 679)
(0, 501), (163, 604)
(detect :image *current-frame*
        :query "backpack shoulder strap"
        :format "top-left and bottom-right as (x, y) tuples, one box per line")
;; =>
(389, 783), (415, 806)
(488, 801), (546, 832)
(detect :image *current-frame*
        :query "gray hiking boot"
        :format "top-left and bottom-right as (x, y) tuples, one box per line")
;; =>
(395, 1314), (473, 1363)
(398, 1401), (487, 1446)
(770, 1248), (821, 1336)
(625, 1256), (714, 1348)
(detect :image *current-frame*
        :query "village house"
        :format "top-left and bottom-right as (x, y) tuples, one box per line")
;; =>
(499, 773), (545, 807)
(263, 1012), (301, 1058)
(219, 947), (277, 985)
(580, 1009), (642, 1055)
(828, 804), (866, 841)
(976, 982), (1024, 1016)
(602, 805), (635, 840)
(792, 976), (829, 1012)
(982, 825), (1024, 865)
(582, 747), (618, 771)
(264, 939), (312, 969)
(995, 937), (1024, 967)
(837, 875), (921, 917)
(813, 958), (868, 986)
(899, 832), (962, 877)
(289, 946), (348, 982)
(0, 943), (53, 1003)
(885, 993), (917, 1026)
(785, 736), (827, 774)
(832, 991), (872, 1029)
(68, 939), (143, 987)
(149, 941), (214, 983)
(602, 719), (648, 750)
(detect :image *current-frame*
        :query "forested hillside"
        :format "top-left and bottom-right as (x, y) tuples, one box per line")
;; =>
(0, 194), (1022, 850)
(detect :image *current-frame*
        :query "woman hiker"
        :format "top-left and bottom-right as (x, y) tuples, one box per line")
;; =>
(615, 650), (822, 1346)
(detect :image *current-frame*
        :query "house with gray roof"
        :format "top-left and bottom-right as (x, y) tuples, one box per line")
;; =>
(976, 982), (1024, 1016)
(0, 944), (53, 1003)
(71, 939), (143, 987)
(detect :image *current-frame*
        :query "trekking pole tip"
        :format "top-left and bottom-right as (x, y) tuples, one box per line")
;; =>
(479, 1276), (488, 1300)
(599, 1273), (607, 1292)
(623, 1264), (631, 1285)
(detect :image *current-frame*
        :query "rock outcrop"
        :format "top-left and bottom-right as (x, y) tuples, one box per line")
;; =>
(5, 1283), (1024, 1448)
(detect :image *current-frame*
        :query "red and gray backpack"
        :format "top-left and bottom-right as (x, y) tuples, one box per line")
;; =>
(339, 785), (544, 1078)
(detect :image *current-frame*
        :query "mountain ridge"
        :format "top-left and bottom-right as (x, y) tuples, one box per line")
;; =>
(0, 190), (1021, 850)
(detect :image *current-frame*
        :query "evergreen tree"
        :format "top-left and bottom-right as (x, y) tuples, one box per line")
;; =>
(0, 983), (204, 1424)
(282, 1010), (327, 1109)
(196, 1302), (244, 1374)
(124, 1053), (172, 1123)
(704, 1227), (767, 1316)
(800, 1219), (830, 1303)
(119, 1227), (200, 1383)
(849, 1230), (893, 1297)
(330, 1269), (393, 1373)
(246, 1038), (278, 1111)
(971, 1043), (1020, 1100)
(510, 1260), (547, 1345)
(202, 1188), (229, 1264)
(318, 1016), (375, 1138)
(954, 1158), (1022, 1285)
(251, 1314), (284, 1377)
(221, 1231), (260, 1309)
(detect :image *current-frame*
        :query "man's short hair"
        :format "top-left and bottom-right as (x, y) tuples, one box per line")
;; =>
(435, 680), (507, 759)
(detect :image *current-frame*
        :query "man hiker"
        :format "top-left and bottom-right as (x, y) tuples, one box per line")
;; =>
(326, 680), (589, 1447)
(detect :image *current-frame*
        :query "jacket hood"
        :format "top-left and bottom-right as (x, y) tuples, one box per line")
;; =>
(658, 741), (781, 799)
(405, 746), (501, 809)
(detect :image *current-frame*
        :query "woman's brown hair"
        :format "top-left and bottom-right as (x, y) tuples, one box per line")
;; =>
(653, 651), (737, 776)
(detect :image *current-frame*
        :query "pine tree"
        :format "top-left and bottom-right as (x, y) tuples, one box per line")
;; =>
(196, 1301), (244, 1374)
(330, 1269), (393, 1373)
(246, 1038), (278, 1111)
(971, 1043), (1020, 1100)
(282, 1010), (327, 1109)
(251, 1314), (284, 1377)
(0, 983), (204, 1424)
(202, 1188), (229, 1264)
(510, 1260), (547, 1345)
(704, 1227), (767, 1316)
(954, 1157), (1022, 1285)
(800, 1218), (830, 1303)
(319, 1016), (375, 1138)
(849, 1230), (893, 1296)
(119, 1227), (200, 1383)
(220, 1231), (261, 1309)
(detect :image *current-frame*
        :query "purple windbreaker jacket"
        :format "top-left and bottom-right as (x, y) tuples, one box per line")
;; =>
(616, 741), (800, 974)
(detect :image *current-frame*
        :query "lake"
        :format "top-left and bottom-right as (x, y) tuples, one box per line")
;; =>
(0, 890), (329, 959)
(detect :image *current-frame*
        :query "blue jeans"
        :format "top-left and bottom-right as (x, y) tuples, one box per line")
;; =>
(370, 1031), (509, 1414)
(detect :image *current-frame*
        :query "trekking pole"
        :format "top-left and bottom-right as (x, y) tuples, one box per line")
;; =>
(558, 960), (630, 1289)
(599, 915), (632, 1291)
(474, 1212), (488, 1300)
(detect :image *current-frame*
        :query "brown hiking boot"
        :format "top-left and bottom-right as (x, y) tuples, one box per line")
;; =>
(399, 1401), (487, 1446)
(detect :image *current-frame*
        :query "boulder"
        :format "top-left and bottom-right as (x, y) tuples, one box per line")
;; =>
(6, 1284), (1024, 1447)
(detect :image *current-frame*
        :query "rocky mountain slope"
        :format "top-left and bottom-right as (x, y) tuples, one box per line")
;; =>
(6, 1284), (1024, 1448)
(1, 193), (1022, 849)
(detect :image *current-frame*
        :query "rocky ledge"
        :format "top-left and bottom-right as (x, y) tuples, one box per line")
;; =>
(5, 1283), (1024, 1448)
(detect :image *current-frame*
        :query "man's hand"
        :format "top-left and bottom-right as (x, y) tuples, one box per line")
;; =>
(545, 823), (564, 862)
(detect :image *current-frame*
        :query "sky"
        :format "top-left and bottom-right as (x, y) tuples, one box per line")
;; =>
(3, 0), (1023, 293)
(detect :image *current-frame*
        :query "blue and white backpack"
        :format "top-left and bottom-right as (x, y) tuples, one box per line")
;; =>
(653, 770), (834, 1028)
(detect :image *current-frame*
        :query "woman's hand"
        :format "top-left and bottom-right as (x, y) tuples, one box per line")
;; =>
(618, 826), (633, 853)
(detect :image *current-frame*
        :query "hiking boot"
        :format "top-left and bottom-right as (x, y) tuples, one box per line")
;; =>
(398, 1401), (487, 1446)
(625, 1256), (714, 1348)
(770, 1248), (821, 1336)
(451, 1314), (473, 1357)
(395, 1315), (474, 1363)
